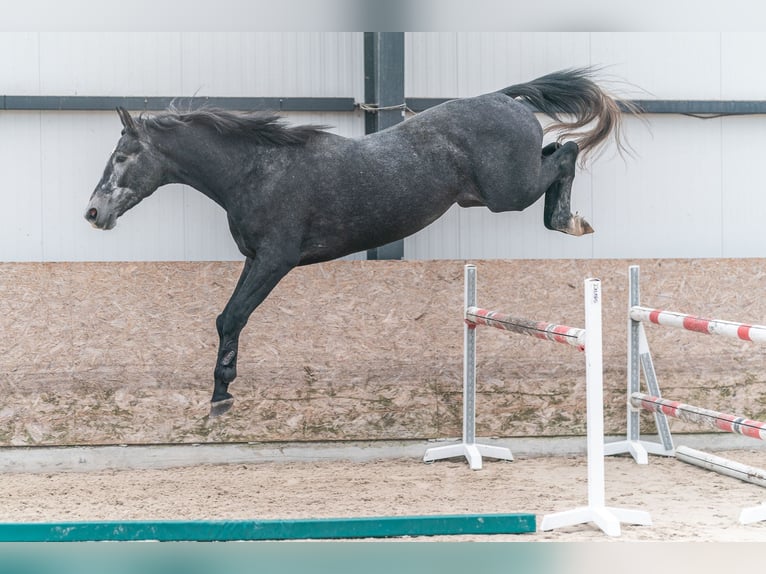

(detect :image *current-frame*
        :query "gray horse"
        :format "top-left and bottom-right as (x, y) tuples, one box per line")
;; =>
(85, 67), (632, 415)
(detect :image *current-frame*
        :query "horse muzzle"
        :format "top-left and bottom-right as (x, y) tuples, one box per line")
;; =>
(84, 205), (117, 230)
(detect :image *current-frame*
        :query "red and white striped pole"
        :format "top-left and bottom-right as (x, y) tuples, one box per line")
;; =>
(629, 307), (766, 343)
(465, 307), (586, 350)
(630, 393), (766, 441)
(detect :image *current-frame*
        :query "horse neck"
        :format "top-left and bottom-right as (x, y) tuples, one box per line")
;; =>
(152, 126), (261, 210)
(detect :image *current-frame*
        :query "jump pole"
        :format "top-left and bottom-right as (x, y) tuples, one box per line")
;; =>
(539, 278), (651, 537)
(630, 393), (766, 441)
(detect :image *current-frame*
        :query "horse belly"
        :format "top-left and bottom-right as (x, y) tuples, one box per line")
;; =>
(299, 179), (457, 263)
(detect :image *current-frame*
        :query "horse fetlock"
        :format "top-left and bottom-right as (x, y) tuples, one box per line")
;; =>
(215, 362), (237, 384)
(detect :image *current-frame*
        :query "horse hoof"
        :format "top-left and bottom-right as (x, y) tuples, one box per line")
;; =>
(569, 214), (594, 236)
(209, 397), (235, 417)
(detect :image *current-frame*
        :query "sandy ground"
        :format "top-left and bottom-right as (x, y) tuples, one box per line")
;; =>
(1, 450), (766, 542)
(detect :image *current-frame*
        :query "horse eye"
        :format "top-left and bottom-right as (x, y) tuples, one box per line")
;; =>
(114, 154), (128, 164)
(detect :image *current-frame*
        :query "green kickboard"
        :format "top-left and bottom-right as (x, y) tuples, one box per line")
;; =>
(0, 513), (536, 542)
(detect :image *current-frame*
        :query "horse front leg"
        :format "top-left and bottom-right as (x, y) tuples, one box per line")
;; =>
(541, 141), (594, 236)
(210, 255), (295, 416)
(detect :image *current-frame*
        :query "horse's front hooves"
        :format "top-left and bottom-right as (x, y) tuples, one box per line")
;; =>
(210, 397), (235, 417)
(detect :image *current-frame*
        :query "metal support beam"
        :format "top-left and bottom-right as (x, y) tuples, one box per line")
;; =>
(406, 97), (766, 117)
(364, 32), (405, 261)
(0, 95), (356, 112)
(5, 95), (766, 117)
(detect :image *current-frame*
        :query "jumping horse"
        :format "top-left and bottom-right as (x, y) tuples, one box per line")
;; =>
(85, 68), (633, 415)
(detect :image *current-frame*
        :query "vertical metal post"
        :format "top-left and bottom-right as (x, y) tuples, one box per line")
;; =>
(603, 265), (650, 462)
(629, 265), (674, 455)
(604, 265), (674, 462)
(364, 32), (405, 261)
(628, 265), (641, 444)
(422, 264), (512, 470)
(463, 264), (477, 446)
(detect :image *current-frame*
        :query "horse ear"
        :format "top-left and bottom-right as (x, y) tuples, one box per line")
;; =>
(116, 106), (138, 136)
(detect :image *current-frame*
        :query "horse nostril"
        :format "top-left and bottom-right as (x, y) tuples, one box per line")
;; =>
(86, 207), (98, 221)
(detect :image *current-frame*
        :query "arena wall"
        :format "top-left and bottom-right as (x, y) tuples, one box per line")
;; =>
(2, 258), (765, 446)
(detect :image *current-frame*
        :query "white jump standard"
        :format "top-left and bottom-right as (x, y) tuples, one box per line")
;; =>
(538, 277), (650, 537)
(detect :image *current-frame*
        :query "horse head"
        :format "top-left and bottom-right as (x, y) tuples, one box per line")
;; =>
(85, 107), (167, 230)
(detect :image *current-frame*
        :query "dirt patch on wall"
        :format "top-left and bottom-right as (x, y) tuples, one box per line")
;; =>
(1, 259), (766, 445)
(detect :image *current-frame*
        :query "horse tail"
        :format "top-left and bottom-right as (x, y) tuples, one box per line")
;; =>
(499, 67), (636, 162)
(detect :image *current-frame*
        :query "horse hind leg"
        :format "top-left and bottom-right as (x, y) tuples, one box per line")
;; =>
(541, 141), (594, 236)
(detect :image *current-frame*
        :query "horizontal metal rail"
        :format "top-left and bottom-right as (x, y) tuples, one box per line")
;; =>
(5, 96), (766, 116)
(406, 98), (766, 116)
(0, 95), (357, 112)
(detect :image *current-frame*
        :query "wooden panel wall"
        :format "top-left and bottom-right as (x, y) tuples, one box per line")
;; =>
(1, 259), (765, 446)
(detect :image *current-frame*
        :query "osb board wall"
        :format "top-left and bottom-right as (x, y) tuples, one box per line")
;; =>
(1, 259), (766, 446)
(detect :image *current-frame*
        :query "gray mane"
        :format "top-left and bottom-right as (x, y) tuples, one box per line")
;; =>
(140, 106), (328, 146)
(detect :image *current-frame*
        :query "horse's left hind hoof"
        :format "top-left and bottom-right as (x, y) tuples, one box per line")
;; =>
(568, 214), (594, 236)
(210, 397), (235, 417)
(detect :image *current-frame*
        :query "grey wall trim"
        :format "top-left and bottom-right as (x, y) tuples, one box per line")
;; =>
(0, 95), (357, 112)
(406, 97), (766, 117)
(4, 96), (766, 117)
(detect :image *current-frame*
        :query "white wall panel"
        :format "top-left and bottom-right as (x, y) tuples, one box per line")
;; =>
(721, 116), (766, 257)
(37, 33), (183, 96)
(590, 116), (723, 258)
(0, 112), (43, 261)
(178, 32), (363, 99)
(721, 34), (766, 99)
(405, 33), (459, 98)
(455, 32), (591, 97)
(406, 32), (591, 98)
(590, 33), (722, 100)
(0, 33), (40, 94)
(11, 32), (363, 99)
